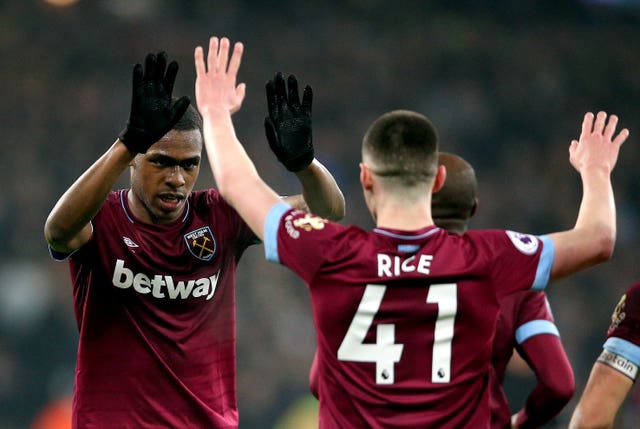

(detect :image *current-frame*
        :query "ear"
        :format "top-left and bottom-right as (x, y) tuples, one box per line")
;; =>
(470, 198), (479, 218)
(360, 163), (374, 190)
(432, 164), (446, 193)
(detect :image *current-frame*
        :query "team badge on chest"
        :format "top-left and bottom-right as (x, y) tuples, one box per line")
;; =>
(184, 226), (216, 261)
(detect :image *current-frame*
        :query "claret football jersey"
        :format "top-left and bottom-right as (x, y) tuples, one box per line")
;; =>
(51, 189), (257, 428)
(600, 282), (640, 380)
(489, 291), (559, 428)
(264, 203), (554, 429)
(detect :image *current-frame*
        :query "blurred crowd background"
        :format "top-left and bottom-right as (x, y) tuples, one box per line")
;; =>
(2, 0), (640, 427)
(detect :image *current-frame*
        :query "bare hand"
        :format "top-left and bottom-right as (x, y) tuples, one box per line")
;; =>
(569, 111), (629, 175)
(511, 412), (519, 429)
(194, 36), (246, 115)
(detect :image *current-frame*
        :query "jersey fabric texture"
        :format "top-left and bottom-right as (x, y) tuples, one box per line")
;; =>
(264, 203), (554, 429)
(50, 189), (257, 429)
(489, 291), (560, 428)
(603, 282), (640, 377)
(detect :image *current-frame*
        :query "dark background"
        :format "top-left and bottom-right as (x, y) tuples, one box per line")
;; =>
(2, 0), (640, 427)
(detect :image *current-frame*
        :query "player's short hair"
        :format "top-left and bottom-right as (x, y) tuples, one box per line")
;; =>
(432, 152), (478, 233)
(362, 110), (439, 187)
(173, 100), (203, 134)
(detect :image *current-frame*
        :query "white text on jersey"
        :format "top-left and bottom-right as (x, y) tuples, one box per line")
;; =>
(377, 253), (433, 278)
(112, 259), (220, 300)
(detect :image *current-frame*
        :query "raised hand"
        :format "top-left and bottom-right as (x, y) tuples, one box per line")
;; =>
(194, 37), (246, 116)
(264, 72), (314, 172)
(569, 111), (629, 174)
(119, 51), (190, 153)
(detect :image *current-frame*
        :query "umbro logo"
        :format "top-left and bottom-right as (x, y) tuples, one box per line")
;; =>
(123, 236), (139, 248)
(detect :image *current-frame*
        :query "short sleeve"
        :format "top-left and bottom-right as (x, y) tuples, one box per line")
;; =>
(263, 203), (344, 284)
(514, 292), (560, 345)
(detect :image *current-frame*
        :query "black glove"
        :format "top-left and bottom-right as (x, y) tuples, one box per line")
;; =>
(264, 72), (314, 172)
(119, 51), (191, 153)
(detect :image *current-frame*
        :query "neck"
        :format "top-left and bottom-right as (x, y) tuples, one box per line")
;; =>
(431, 218), (467, 235)
(374, 198), (434, 231)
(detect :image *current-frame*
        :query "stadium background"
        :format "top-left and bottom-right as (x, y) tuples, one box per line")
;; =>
(2, 0), (640, 427)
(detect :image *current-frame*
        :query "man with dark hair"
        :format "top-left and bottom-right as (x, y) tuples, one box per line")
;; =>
(307, 153), (575, 428)
(433, 153), (575, 429)
(44, 50), (344, 428)
(570, 282), (640, 428)
(194, 36), (628, 427)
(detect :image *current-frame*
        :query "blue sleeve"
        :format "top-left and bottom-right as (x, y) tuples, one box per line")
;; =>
(263, 202), (293, 264)
(531, 235), (554, 291)
(515, 319), (560, 344)
(603, 337), (640, 366)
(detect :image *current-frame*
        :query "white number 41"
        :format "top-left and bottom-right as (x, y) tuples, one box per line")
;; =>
(337, 283), (457, 384)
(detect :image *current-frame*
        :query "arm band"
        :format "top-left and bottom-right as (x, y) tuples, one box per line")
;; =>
(597, 349), (639, 381)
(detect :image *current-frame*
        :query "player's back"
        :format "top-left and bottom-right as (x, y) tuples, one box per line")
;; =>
(294, 222), (551, 429)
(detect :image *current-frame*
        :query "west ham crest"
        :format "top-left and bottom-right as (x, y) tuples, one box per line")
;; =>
(184, 226), (216, 261)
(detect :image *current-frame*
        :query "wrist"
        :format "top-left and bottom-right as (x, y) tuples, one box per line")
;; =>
(200, 105), (233, 120)
(579, 164), (612, 178)
(293, 158), (318, 176)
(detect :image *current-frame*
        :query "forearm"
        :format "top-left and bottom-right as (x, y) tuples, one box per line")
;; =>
(201, 107), (279, 239)
(202, 107), (256, 197)
(515, 335), (575, 428)
(549, 169), (615, 280)
(294, 160), (345, 221)
(45, 140), (134, 251)
(575, 169), (616, 243)
(569, 363), (632, 429)
(516, 382), (572, 428)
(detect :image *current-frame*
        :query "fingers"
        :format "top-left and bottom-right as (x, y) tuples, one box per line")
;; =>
(603, 114), (618, 140)
(267, 72), (311, 118)
(194, 46), (206, 76)
(265, 79), (278, 117)
(143, 52), (156, 82)
(287, 75), (300, 107)
(227, 41), (244, 77)
(131, 63), (144, 91)
(216, 38), (230, 73)
(164, 61), (179, 95)
(613, 128), (630, 147)
(573, 112), (629, 164)
(581, 112), (594, 138)
(592, 111), (607, 134)
(207, 37), (219, 74)
(274, 72), (287, 101)
(169, 96), (191, 126)
(264, 117), (280, 151)
(580, 111), (627, 143)
(200, 36), (243, 76)
(569, 139), (578, 154)
(236, 83), (246, 104)
(155, 51), (168, 82)
(302, 85), (313, 115)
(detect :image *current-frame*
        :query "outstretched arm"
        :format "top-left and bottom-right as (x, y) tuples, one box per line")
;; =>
(264, 72), (344, 220)
(45, 143), (135, 253)
(283, 160), (345, 221)
(569, 362), (632, 429)
(195, 36), (280, 240)
(511, 334), (575, 429)
(548, 111), (629, 280)
(44, 52), (190, 253)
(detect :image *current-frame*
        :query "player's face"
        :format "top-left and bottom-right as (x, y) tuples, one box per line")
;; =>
(128, 129), (202, 224)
